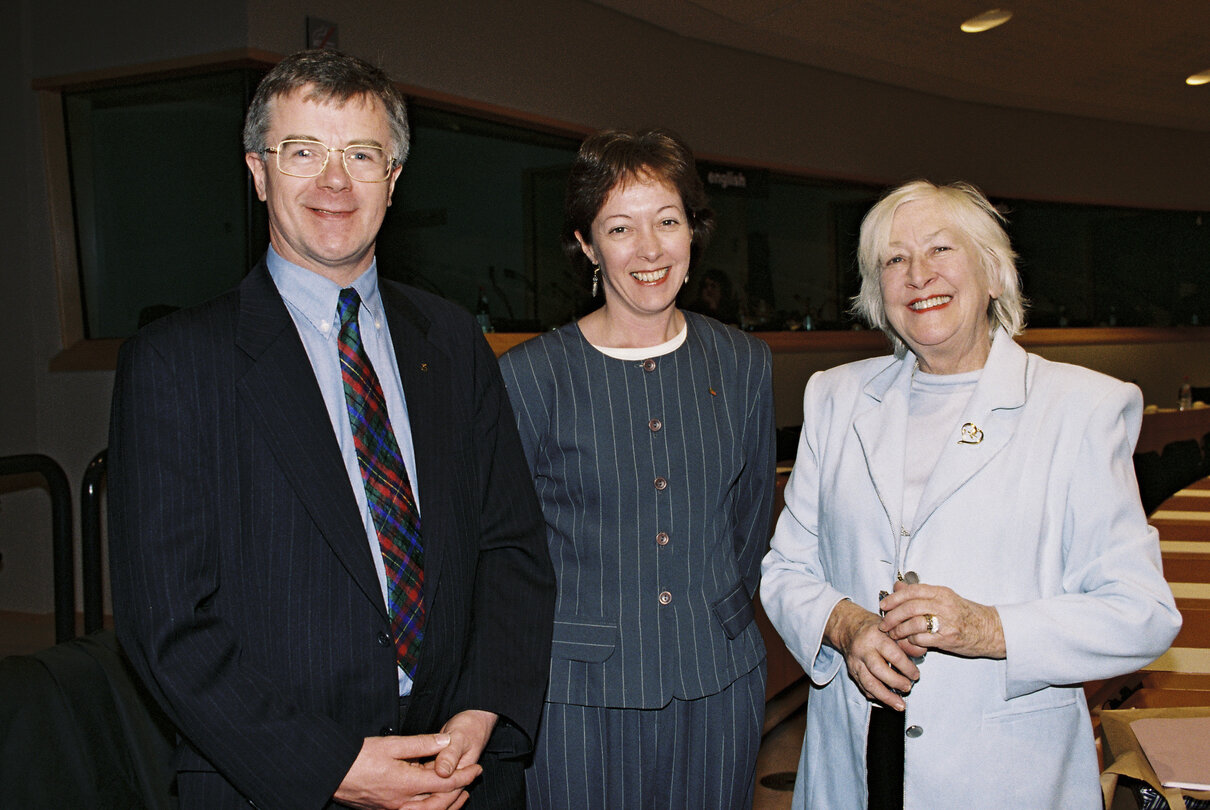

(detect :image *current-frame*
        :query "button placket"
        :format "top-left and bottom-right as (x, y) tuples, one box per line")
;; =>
(639, 356), (671, 607)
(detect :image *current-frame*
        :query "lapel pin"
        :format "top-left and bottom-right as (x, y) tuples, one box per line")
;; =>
(708, 387), (717, 397)
(958, 422), (984, 444)
(419, 362), (429, 372)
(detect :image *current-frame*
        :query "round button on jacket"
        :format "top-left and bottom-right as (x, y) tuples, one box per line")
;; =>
(655, 531), (670, 546)
(905, 725), (923, 738)
(658, 590), (672, 605)
(376, 631), (391, 647)
(648, 418), (663, 432)
(641, 358), (657, 372)
(653, 477), (668, 491)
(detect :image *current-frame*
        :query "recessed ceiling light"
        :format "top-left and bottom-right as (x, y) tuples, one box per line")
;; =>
(1186, 70), (1210, 86)
(961, 9), (1013, 33)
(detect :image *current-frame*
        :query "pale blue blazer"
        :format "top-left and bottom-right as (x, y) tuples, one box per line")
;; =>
(761, 329), (1181, 810)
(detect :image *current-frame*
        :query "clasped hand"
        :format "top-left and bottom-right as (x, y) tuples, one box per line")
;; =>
(334, 709), (498, 810)
(878, 580), (1006, 660)
(826, 582), (1004, 711)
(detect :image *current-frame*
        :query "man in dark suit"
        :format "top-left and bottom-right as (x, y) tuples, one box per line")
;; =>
(108, 49), (555, 810)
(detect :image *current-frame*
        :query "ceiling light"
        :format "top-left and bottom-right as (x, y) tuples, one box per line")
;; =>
(961, 9), (1013, 33)
(1186, 70), (1210, 86)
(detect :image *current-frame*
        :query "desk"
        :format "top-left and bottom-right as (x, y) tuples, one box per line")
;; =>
(1144, 475), (1210, 675)
(1087, 476), (1210, 780)
(1137, 407), (1210, 455)
(1150, 477), (1210, 545)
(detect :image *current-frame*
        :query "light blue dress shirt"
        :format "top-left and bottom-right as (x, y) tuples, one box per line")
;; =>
(267, 247), (419, 695)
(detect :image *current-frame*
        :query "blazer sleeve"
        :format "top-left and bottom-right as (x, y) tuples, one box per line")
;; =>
(108, 329), (361, 810)
(448, 325), (556, 747)
(760, 371), (851, 686)
(997, 382), (1182, 698)
(496, 342), (550, 474)
(734, 338), (776, 599)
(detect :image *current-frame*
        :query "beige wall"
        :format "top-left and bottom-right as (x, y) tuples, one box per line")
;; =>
(3, 0), (1208, 617)
(242, 0), (1210, 209)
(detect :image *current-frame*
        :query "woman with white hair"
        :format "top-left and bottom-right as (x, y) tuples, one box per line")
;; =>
(760, 179), (1180, 809)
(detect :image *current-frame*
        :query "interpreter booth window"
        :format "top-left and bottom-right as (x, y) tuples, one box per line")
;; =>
(1009, 202), (1210, 328)
(63, 69), (267, 338)
(689, 175), (1210, 333)
(377, 124), (887, 334)
(374, 107), (581, 332)
(56, 68), (1209, 341)
(690, 168), (878, 331)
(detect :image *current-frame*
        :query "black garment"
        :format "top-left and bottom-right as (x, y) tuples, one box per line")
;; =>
(0, 631), (177, 809)
(866, 706), (904, 810)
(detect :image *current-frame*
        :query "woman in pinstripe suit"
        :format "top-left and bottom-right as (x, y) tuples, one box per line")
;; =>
(499, 129), (776, 809)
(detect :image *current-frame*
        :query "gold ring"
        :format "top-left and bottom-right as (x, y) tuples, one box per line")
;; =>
(924, 614), (940, 634)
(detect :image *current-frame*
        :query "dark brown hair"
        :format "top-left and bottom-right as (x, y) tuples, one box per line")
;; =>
(563, 128), (715, 278)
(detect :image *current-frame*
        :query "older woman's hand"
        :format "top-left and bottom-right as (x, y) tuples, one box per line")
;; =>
(824, 599), (922, 711)
(878, 581), (1006, 659)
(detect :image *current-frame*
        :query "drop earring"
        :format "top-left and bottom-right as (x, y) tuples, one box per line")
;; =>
(591, 264), (600, 298)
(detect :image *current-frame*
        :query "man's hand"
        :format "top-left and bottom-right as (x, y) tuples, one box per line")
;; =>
(434, 710), (499, 778)
(334, 734), (481, 810)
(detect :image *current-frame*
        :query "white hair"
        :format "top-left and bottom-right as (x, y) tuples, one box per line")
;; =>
(852, 179), (1027, 356)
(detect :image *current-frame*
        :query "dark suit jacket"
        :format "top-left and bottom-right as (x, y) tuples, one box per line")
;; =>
(108, 260), (555, 810)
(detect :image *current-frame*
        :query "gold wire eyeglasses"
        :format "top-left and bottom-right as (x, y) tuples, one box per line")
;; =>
(262, 139), (396, 183)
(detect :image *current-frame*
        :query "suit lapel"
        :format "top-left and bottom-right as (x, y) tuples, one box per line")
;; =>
(909, 331), (1028, 539)
(853, 356), (915, 539)
(379, 283), (448, 612)
(234, 262), (387, 618)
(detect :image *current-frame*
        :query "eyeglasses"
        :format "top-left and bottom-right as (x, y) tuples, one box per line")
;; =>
(262, 139), (396, 183)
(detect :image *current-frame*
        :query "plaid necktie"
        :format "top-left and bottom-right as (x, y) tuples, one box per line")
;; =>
(337, 288), (424, 678)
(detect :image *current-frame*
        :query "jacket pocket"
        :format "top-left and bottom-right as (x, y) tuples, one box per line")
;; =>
(712, 583), (755, 639)
(982, 688), (1078, 723)
(551, 616), (618, 663)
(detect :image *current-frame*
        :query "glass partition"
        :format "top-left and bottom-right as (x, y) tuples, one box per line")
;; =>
(56, 68), (1209, 339)
(64, 69), (266, 338)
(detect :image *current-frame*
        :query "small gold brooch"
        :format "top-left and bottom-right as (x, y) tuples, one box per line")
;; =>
(419, 362), (429, 372)
(958, 422), (983, 444)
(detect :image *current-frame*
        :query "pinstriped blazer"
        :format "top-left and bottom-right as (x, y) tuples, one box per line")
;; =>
(499, 312), (775, 709)
(108, 260), (555, 810)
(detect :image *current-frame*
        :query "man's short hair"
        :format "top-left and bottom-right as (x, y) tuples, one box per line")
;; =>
(243, 49), (410, 165)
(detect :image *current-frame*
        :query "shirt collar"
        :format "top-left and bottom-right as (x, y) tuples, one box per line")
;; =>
(266, 246), (385, 338)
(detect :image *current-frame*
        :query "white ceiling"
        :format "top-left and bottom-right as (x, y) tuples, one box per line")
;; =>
(589, 0), (1210, 131)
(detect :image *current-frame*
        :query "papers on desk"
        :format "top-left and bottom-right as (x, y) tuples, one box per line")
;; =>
(1131, 717), (1210, 791)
